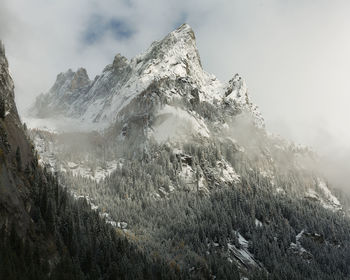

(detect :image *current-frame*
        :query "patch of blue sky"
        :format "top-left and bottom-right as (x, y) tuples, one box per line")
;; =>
(83, 15), (134, 44)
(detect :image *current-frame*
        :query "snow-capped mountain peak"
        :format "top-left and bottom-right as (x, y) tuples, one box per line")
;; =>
(135, 23), (202, 74)
(29, 24), (264, 131)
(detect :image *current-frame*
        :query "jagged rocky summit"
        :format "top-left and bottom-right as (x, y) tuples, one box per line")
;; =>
(30, 24), (264, 136)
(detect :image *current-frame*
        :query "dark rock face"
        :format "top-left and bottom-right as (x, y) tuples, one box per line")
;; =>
(32, 66), (92, 118)
(70, 68), (90, 91)
(112, 54), (129, 73)
(0, 41), (35, 236)
(0, 41), (16, 118)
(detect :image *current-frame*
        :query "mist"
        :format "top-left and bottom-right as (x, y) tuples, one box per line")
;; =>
(1, 0), (350, 190)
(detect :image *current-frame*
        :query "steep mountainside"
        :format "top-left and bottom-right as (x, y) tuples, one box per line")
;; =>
(0, 41), (185, 280)
(27, 25), (350, 279)
(0, 40), (35, 236)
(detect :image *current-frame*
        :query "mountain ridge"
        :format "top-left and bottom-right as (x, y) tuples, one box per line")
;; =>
(30, 23), (264, 132)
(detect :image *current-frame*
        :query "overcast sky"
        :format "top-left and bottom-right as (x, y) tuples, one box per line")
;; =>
(1, 0), (350, 187)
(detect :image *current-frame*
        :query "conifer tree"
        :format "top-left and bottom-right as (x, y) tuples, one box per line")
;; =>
(0, 97), (5, 119)
(16, 146), (21, 171)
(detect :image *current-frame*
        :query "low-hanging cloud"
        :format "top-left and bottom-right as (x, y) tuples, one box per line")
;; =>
(1, 0), (350, 190)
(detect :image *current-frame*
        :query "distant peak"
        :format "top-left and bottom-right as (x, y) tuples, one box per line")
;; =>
(51, 68), (90, 94)
(55, 68), (88, 82)
(54, 69), (74, 84)
(71, 68), (90, 90)
(76, 67), (88, 76)
(75, 67), (90, 81)
(113, 54), (129, 70)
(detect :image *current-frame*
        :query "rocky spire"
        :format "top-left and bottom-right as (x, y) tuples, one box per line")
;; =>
(0, 40), (9, 71)
(173, 23), (197, 42)
(50, 69), (74, 93)
(168, 23), (202, 67)
(0, 40), (15, 113)
(139, 23), (202, 70)
(49, 67), (91, 95)
(112, 53), (130, 77)
(70, 68), (90, 90)
(113, 54), (128, 69)
(0, 40), (5, 58)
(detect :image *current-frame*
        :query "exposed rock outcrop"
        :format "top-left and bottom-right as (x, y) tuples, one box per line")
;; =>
(0, 41), (36, 236)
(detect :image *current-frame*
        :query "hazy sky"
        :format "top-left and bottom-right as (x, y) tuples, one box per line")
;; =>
(1, 0), (350, 186)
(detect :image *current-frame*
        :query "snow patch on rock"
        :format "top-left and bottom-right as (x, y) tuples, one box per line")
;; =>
(150, 105), (210, 143)
(228, 231), (262, 270)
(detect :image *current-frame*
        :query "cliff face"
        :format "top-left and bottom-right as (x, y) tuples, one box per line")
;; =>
(0, 41), (35, 236)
